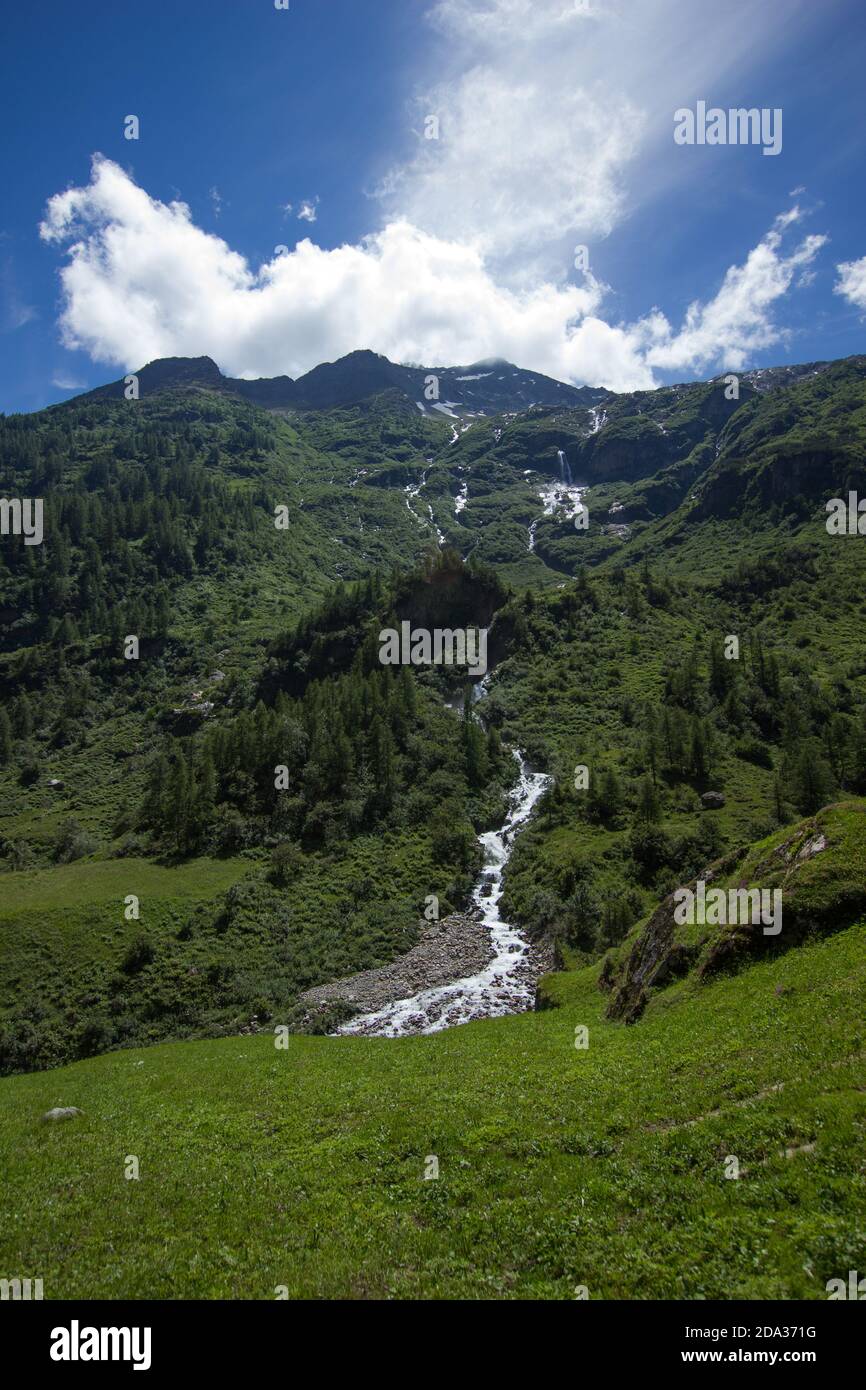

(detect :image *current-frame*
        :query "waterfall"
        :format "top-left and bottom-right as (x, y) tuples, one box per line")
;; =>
(558, 449), (572, 484)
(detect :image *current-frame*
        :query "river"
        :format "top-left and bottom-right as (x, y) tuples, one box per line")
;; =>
(335, 749), (551, 1037)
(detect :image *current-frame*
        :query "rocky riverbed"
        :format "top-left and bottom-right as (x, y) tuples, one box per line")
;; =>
(296, 751), (553, 1038)
(297, 913), (495, 1025)
(297, 910), (555, 1037)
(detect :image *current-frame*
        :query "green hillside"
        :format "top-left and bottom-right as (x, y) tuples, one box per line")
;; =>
(0, 900), (863, 1298)
(2, 351), (865, 1301)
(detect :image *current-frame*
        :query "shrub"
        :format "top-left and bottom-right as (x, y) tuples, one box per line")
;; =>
(52, 820), (98, 864)
(77, 1014), (115, 1058)
(120, 935), (156, 975)
(734, 737), (773, 769)
(268, 840), (305, 886)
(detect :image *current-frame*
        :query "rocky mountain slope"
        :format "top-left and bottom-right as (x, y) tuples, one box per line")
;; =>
(2, 342), (866, 1304)
(1, 348), (865, 1076)
(81, 348), (607, 418)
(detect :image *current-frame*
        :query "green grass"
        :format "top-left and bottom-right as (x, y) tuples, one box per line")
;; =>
(0, 827), (472, 1074)
(1, 919), (864, 1299)
(0, 855), (247, 918)
(3, 355), (866, 1299)
(0, 856), (252, 1074)
(0, 854), (250, 1005)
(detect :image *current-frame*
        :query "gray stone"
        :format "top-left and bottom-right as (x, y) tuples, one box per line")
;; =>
(798, 833), (827, 859)
(295, 910), (557, 1036)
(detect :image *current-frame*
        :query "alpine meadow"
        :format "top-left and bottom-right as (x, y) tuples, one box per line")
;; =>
(1, 0), (866, 1347)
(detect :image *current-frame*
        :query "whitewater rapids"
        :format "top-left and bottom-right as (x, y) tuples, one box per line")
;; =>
(335, 750), (551, 1037)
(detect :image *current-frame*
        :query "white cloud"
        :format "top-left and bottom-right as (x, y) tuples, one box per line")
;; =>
(643, 212), (828, 374)
(38, 157), (826, 391)
(1, 257), (36, 330)
(377, 0), (827, 278)
(378, 0), (638, 273)
(297, 198), (319, 224)
(52, 373), (87, 391)
(377, 64), (643, 275)
(6, 301), (36, 330)
(834, 256), (866, 312)
(427, 0), (599, 46)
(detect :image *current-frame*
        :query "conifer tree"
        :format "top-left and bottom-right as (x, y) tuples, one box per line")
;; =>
(0, 708), (13, 765)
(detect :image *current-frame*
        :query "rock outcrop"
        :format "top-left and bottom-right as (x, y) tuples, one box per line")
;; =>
(701, 790), (726, 809)
(604, 802), (866, 1025)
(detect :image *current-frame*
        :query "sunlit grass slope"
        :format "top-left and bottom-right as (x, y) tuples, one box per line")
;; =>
(1, 918), (864, 1299)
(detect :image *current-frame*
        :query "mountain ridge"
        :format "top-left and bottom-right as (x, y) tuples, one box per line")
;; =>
(76, 347), (608, 418)
(3, 340), (866, 1306)
(66, 347), (848, 421)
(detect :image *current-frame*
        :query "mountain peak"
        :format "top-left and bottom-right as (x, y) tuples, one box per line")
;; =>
(139, 355), (223, 383)
(74, 348), (600, 417)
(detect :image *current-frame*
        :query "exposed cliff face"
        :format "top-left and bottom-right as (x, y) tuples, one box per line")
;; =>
(686, 356), (866, 523)
(692, 445), (865, 521)
(603, 855), (738, 1024)
(580, 420), (673, 482)
(603, 802), (866, 1024)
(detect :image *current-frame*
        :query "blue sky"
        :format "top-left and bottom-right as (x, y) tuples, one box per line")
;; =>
(1, 0), (865, 413)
